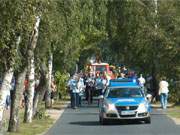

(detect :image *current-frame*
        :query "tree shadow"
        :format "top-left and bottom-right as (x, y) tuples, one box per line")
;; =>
(51, 107), (62, 110)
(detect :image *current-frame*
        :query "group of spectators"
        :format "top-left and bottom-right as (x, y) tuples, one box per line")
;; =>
(0, 64), (170, 111)
(116, 65), (169, 109)
(67, 74), (85, 109)
(0, 74), (57, 110)
(67, 72), (109, 109)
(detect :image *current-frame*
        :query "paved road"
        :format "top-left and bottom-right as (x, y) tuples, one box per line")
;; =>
(46, 101), (180, 135)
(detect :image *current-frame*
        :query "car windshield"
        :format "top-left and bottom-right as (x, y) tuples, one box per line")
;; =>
(107, 88), (143, 98)
(96, 66), (106, 72)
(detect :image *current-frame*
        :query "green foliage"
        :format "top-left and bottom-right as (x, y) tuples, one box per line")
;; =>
(99, 0), (180, 102)
(0, 0), (36, 70)
(55, 71), (69, 99)
(0, 0), (180, 105)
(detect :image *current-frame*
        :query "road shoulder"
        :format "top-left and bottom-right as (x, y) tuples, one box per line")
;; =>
(151, 103), (180, 125)
(167, 105), (180, 125)
(40, 100), (70, 135)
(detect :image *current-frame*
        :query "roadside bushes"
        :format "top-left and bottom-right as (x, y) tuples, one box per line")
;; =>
(55, 71), (70, 100)
(169, 81), (180, 103)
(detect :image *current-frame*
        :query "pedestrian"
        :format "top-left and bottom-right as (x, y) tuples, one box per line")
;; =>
(6, 77), (15, 110)
(23, 76), (29, 108)
(121, 65), (128, 77)
(67, 77), (73, 107)
(51, 78), (57, 106)
(5, 90), (10, 110)
(86, 74), (95, 104)
(101, 75), (108, 94)
(159, 77), (169, 109)
(68, 75), (79, 109)
(77, 75), (85, 107)
(138, 74), (146, 92)
(95, 73), (103, 96)
(138, 74), (146, 87)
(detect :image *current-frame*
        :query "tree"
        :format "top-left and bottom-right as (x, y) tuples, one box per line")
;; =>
(0, 0), (35, 126)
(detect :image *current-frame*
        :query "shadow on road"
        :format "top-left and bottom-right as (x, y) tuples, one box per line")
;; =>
(69, 121), (100, 126)
(69, 120), (146, 126)
(73, 112), (98, 115)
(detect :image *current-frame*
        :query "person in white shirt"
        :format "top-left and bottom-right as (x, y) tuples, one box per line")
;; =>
(138, 74), (146, 94)
(68, 75), (79, 109)
(138, 74), (146, 87)
(159, 77), (169, 109)
(77, 77), (85, 106)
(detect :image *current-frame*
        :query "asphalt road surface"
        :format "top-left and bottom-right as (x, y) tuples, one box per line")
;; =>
(45, 100), (180, 135)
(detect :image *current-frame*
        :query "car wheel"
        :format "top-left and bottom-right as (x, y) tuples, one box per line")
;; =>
(99, 116), (108, 125)
(144, 117), (151, 124)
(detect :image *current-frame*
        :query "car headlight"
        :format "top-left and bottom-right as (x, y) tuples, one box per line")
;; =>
(137, 103), (148, 113)
(104, 102), (116, 111)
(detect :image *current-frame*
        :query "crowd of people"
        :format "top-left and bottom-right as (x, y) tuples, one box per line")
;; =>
(0, 64), (169, 110)
(67, 65), (169, 110)
(67, 71), (111, 109)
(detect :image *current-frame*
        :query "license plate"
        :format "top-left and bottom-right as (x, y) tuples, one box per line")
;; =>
(121, 111), (135, 115)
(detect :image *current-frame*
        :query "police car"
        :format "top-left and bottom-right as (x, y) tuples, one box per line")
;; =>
(99, 78), (151, 124)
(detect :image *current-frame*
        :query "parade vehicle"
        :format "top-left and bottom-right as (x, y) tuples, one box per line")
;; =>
(99, 78), (151, 125)
(86, 62), (115, 97)
(87, 62), (116, 79)
(89, 63), (110, 75)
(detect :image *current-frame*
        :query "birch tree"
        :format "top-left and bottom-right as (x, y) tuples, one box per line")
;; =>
(24, 16), (41, 123)
(45, 54), (53, 108)
(0, 0), (39, 129)
(0, 35), (21, 125)
(33, 62), (48, 116)
(8, 69), (27, 132)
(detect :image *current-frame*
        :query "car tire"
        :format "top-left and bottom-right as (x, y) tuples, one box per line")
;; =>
(99, 116), (108, 125)
(144, 117), (151, 124)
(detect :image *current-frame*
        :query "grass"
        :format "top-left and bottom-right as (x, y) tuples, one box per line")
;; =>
(167, 105), (180, 118)
(5, 99), (69, 135)
(7, 109), (54, 135)
(53, 98), (70, 109)
(7, 118), (54, 135)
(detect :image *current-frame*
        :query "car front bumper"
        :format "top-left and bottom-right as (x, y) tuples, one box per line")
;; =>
(100, 109), (150, 120)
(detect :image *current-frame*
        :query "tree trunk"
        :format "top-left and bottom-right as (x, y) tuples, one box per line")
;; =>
(8, 69), (26, 132)
(45, 54), (53, 108)
(151, 64), (159, 102)
(24, 16), (41, 123)
(24, 57), (35, 123)
(0, 68), (14, 125)
(0, 35), (20, 128)
(33, 63), (47, 117)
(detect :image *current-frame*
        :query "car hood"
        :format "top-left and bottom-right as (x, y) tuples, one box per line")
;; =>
(106, 97), (146, 106)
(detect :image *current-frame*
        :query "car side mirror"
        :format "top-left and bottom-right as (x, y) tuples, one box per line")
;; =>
(98, 95), (104, 99)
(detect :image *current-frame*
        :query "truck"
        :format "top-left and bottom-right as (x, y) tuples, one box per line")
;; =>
(87, 62), (115, 79)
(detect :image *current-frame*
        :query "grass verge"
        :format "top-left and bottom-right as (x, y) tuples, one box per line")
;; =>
(167, 105), (180, 118)
(5, 99), (69, 135)
(7, 109), (54, 135)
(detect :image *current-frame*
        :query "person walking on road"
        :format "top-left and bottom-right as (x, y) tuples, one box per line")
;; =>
(68, 75), (79, 109)
(159, 77), (169, 109)
(138, 74), (146, 87)
(86, 74), (95, 104)
(77, 75), (85, 107)
(138, 74), (146, 92)
(95, 73), (104, 96)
